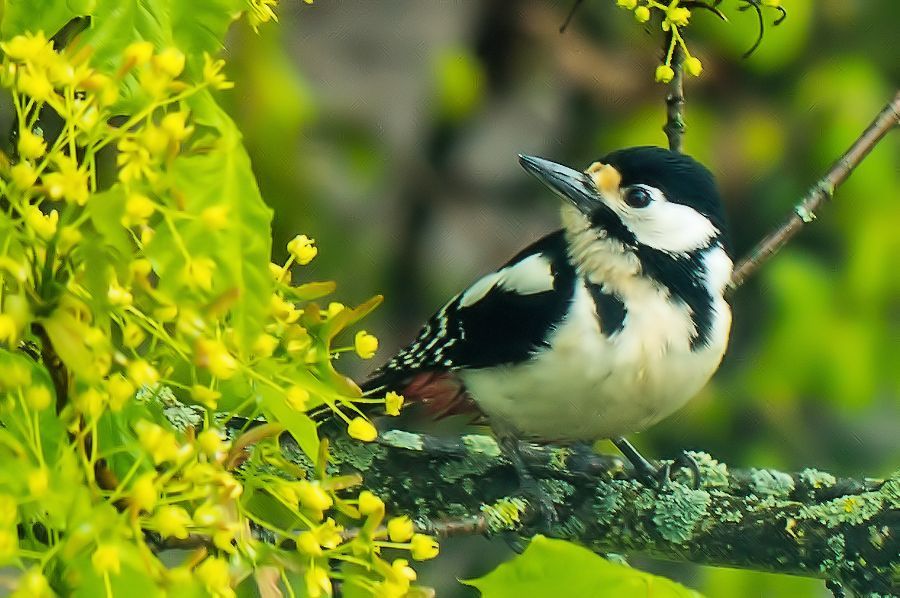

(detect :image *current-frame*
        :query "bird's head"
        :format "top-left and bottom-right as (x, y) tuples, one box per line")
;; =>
(519, 146), (729, 258)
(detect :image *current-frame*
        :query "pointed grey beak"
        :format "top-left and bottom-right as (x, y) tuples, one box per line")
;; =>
(518, 154), (600, 216)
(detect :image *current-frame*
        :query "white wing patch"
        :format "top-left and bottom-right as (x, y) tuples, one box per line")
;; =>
(459, 253), (554, 308)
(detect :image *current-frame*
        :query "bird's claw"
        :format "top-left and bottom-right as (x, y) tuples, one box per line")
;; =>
(653, 451), (703, 490)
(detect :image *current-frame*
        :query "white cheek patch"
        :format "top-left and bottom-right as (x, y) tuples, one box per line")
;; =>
(621, 200), (718, 254)
(459, 253), (554, 307)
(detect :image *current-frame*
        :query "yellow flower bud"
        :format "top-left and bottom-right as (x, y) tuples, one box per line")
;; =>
(193, 502), (226, 527)
(10, 162), (38, 189)
(153, 505), (191, 539)
(24, 206), (58, 240)
(202, 53), (234, 90)
(18, 70), (54, 102)
(195, 557), (231, 595)
(123, 41), (154, 67)
(127, 359), (159, 387)
(130, 472), (157, 513)
(354, 330), (378, 359)
(107, 282), (133, 307)
(326, 302), (345, 318)
(634, 5), (650, 22)
(296, 531), (323, 556)
(348, 417), (377, 442)
(75, 387), (107, 418)
(0, 314), (22, 346)
(387, 516), (415, 542)
(410, 533), (439, 561)
(655, 64), (675, 83)
(385, 391), (404, 416)
(0, 495), (18, 527)
(17, 129), (46, 159)
(198, 429), (225, 457)
(357, 490), (384, 516)
(305, 564), (332, 598)
(195, 338), (238, 380)
(616, 0), (637, 8)
(25, 385), (52, 411)
(287, 234), (318, 265)
(391, 558), (417, 582)
(252, 333), (279, 357)
(685, 56), (703, 77)
(666, 6), (691, 26)
(285, 385), (309, 411)
(106, 374), (135, 411)
(182, 257), (216, 291)
(124, 192), (155, 225)
(12, 567), (50, 598)
(153, 47), (185, 78)
(297, 481), (333, 513)
(190, 385), (221, 409)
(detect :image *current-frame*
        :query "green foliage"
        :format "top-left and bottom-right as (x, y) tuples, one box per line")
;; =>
(465, 535), (704, 597)
(0, 0), (436, 595)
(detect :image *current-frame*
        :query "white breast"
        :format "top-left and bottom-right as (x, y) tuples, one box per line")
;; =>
(460, 248), (732, 442)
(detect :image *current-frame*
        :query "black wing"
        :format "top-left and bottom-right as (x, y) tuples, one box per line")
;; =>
(363, 230), (577, 394)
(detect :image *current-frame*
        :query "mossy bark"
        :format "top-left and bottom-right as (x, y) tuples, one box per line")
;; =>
(302, 430), (900, 595)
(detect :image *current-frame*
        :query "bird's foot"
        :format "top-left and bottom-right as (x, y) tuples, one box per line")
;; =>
(612, 437), (701, 490)
(497, 434), (559, 534)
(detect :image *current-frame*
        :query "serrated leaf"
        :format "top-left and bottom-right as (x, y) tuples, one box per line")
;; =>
(464, 536), (705, 598)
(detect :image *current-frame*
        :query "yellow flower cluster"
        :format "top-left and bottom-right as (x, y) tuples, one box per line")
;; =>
(615, 0), (703, 82)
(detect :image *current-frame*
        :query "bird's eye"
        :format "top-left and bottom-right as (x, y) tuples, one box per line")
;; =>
(623, 186), (653, 209)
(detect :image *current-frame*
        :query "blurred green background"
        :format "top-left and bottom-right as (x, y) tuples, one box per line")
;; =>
(222, 1), (899, 595)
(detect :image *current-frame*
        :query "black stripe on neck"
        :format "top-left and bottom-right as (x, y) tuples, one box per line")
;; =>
(585, 282), (627, 336)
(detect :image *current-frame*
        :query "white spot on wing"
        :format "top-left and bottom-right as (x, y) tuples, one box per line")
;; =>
(459, 254), (554, 308)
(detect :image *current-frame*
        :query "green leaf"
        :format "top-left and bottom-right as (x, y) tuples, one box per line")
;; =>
(258, 385), (319, 461)
(464, 536), (705, 598)
(0, 0), (85, 39)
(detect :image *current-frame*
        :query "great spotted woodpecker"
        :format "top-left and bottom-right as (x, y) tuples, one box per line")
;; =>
(363, 146), (732, 488)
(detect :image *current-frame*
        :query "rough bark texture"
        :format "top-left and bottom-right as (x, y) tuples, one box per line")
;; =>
(285, 430), (900, 595)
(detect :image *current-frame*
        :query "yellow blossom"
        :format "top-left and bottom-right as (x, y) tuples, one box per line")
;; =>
(326, 302), (345, 318)
(43, 155), (89, 204)
(296, 480), (333, 513)
(123, 192), (156, 226)
(252, 333), (279, 357)
(313, 518), (343, 549)
(304, 564), (332, 598)
(202, 53), (234, 90)
(287, 234), (318, 265)
(127, 359), (160, 387)
(153, 505), (191, 539)
(390, 558), (417, 583)
(11, 567), (51, 598)
(117, 137), (154, 183)
(616, 0), (637, 8)
(0, 314), (20, 345)
(387, 516), (415, 542)
(385, 391), (404, 416)
(153, 47), (186, 78)
(75, 387), (107, 418)
(17, 68), (54, 102)
(193, 502), (226, 527)
(10, 162), (38, 189)
(17, 129), (46, 159)
(195, 338), (238, 379)
(271, 294), (300, 323)
(354, 330), (378, 359)
(665, 4), (691, 28)
(25, 385), (53, 411)
(92, 544), (121, 575)
(191, 385), (222, 409)
(24, 206), (58, 240)
(123, 41), (154, 68)
(296, 531), (323, 556)
(358, 490), (384, 516)
(0, 495), (17, 527)
(121, 321), (146, 348)
(107, 281), (133, 307)
(655, 64), (675, 83)
(634, 5), (650, 22)
(161, 110), (193, 141)
(248, 0), (280, 32)
(1, 32), (54, 63)
(410, 533), (439, 560)
(106, 374), (135, 411)
(285, 385), (309, 410)
(198, 429), (225, 457)
(685, 55), (703, 77)
(348, 417), (377, 442)
(196, 557), (233, 597)
(130, 472), (158, 512)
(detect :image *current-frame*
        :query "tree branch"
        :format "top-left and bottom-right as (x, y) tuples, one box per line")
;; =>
(729, 91), (900, 290)
(313, 431), (899, 595)
(663, 43), (686, 153)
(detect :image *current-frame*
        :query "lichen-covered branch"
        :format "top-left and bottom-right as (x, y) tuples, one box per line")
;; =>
(729, 90), (900, 290)
(301, 431), (899, 595)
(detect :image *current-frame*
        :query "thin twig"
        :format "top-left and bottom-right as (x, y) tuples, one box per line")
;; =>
(729, 91), (900, 290)
(663, 43), (686, 153)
